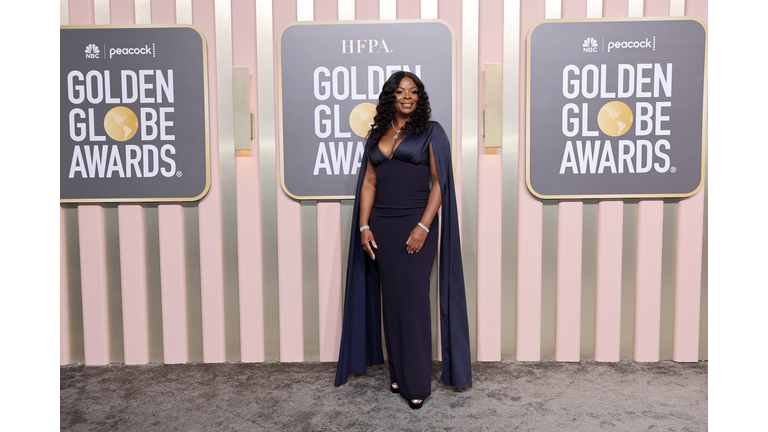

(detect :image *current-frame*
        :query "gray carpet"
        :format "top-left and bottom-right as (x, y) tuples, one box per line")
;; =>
(60, 360), (707, 431)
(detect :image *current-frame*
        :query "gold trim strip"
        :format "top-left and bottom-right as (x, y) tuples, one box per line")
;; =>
(297, 0), (313, 21)
(620, 199), (638, 359)
(135, 0), (152, 24)
(340, 200), (353, 308)
(214, 0), (242, 362)
(176, 0), (192, 24)
(143, 204), (165, 363)
(586, 0), (602, 18)
(256, 0), (280, 361)
(524, 16), (708, 201)
(462, 0), (479, 360)
(104, 204), (125, 363)
(379, 0), (396, 20)
(94, 0), (110, 25)
(301, 201), (320, 361)
(338, 0), (354, 20)
(183, 202), (204, 362)
(421, 0), (437, 19)
(670, 0), (686, 17)
(660, 200), (678, 360)
(541, 200), (557, 359)
(628, 0), (644, 18)
(64, 205), (86, 364)
(422, 0), (440, 361)
(544, 0), (561, 20)
(500, 0), (520, 359)
(60, 0), (69, 25)
(699, 170), (707, 360)
(580, 200), (598, 359)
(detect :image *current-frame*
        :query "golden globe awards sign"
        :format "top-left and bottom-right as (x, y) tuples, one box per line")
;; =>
(527, 18), (707, 198)
(60, 26), (210, 202)
(278, 21), (454, 199)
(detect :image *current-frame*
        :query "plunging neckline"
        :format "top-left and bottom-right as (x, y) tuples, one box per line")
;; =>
(378, 129), (411, 160)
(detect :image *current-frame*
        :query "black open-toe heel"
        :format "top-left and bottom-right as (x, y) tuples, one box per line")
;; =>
(408, 399), (423, 409)
(390, 383), (399, 394)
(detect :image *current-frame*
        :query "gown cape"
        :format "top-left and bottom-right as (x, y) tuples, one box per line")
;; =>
(334, 121), (472, 389)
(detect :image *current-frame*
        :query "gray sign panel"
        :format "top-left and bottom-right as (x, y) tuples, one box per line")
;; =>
(527, 18), (707, 199)
(60, 26), (210, 202)
(279, 20), (454, 199)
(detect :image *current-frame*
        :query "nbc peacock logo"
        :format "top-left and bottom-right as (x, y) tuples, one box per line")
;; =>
(85, 44), (100, 59)
(583, 37), (598, 53)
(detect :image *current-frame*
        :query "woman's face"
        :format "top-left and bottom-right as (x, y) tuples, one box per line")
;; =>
(394, 77), (419, 118)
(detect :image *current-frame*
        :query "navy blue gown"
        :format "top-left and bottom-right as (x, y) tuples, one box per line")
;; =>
(368, 130), (439, 400)
(335, 121), (471, 398)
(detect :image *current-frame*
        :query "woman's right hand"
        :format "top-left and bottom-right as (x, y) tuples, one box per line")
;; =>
(361, 229), (378, 260)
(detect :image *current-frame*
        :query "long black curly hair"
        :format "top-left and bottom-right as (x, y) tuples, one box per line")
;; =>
(366, 71), (431, 148)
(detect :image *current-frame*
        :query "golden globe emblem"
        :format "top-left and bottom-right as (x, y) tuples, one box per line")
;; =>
(597, 101), (633, 137)
(349, 102), (377, 138)
(103, 106), (139, 141)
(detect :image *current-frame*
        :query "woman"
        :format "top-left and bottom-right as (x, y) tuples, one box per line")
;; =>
(334, 71), (471, 409)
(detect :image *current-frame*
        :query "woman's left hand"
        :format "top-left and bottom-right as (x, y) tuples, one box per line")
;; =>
(406, 224), (428, 254)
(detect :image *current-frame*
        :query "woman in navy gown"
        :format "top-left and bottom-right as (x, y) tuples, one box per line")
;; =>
(335, 71), (471, 409)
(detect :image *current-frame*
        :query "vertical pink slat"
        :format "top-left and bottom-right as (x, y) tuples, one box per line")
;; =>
(317, 203), (343, 361)
(355, 0), (378, 20)
(633, 0), (673, 363)
(686, 0), (707, 21)
(69, 0), (94, 24)
(110, 0), (149, 366)
(555, 201), (583, 361)
(594, 201), (624, 361)
(194, 0), (227, 363)
(554, 0), (587, 362)
(594, 0), (628, 363)
(153, 0), (190, 365)
(233, 0), (265, 363)
(314, 0), (337, 19)
(515, 0), (545, 362)
(117, 205), (150, 364)
(603, 0), (628, 17)
(274, 0), (304, 362)
(437, 0), (464, 362)
(562, 0), (587, 18)
(644, 0), (670, 16)
(673, 186), (704, 361)
(61, 207), (71, 365)
(110, 0), (134, 24)
(476, 155), (502, 360)
(396, 0), (419, 18)
(672, 0), (707, 363)
(157, 204), (190, 363)
(634, 200), (664, 361)
(77, 205), (111, 365)
(69, 0), (109, 366)
(475, 0), (503, 361)
(151, 0), (176, 22)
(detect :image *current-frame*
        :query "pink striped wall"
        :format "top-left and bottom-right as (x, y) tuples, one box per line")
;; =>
(61, 0), (707, 367)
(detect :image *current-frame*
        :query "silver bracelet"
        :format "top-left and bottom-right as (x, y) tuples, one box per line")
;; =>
(417, 222), (429, 233)
(360, 225), (370, 232)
